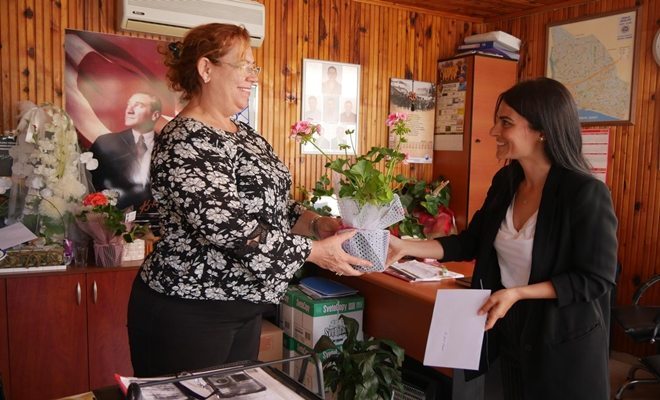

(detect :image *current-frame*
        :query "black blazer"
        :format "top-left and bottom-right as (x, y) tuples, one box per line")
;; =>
(90, 129), (152, 210)
(439, 163), (618, 400)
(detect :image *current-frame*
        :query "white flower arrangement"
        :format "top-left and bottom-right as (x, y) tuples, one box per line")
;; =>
(6, 102), (96, 243)
(0, 177), (11, 195)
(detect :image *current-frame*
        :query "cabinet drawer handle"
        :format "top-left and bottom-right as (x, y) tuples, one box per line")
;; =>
(93, 281), (98, 304)
(475, 138), (481, 143)
(76, 282), (81, 305)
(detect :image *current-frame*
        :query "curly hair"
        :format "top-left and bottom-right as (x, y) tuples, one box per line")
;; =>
(161, 23), (251, 101)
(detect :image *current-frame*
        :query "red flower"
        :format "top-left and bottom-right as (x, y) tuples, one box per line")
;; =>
(83, 192), (108, 207)
(411, 207), (456, 238)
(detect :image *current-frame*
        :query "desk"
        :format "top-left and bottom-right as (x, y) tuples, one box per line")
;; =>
(321, 261), (474, 375)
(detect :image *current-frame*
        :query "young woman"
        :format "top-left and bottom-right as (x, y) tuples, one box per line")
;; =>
(388, 78), (618, 400)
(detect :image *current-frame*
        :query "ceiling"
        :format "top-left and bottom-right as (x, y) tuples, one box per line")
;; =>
(361, 0), (583, 20)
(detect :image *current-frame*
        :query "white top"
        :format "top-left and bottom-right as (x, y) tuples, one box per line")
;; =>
(494, 197), (538, 288)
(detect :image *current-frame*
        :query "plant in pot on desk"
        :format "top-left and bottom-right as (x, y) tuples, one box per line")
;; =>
(290, 113), (410, 272)
(75, 190), (144, 267)
(314, 315), (404, 400)
(390, 178), (456, 239)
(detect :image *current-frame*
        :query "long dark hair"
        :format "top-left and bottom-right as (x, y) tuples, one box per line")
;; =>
(495, 77), (591, 175)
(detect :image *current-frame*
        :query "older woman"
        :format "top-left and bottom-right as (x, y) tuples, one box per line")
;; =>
(127, 23), (369, 377)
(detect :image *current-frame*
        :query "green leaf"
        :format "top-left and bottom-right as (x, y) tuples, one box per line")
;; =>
(314, 335), (338, 353)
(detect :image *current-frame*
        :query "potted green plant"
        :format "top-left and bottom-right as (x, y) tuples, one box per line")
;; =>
(290, 114), (411, 272)
(391, 177), (456, 239)
(313, 315), (405, 400)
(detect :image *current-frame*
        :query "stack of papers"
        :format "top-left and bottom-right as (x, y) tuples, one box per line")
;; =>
(387, 260), (463, 282)
(457, 30), (521, 60)
(299, 277), (358, 299)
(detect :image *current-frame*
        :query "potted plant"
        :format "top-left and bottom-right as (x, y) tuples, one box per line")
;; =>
(75, 190), (144, 266)
(290, 113), (411, 272)
(313, 315), (404, 400)
(391, 178), (456, 239)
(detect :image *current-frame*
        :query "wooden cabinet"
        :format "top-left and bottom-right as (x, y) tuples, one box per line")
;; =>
(6, 273), (88, 400)
(2, 267), (138, 400)
(0, 278), (9, 397)
(87, 268), (136, 389)
(433, 54), (517, 231)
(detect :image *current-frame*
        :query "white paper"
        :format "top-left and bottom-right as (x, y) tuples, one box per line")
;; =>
(424, 289), (491, 370)
(0, 222), (38, 250)
(391, 260), (464, 281)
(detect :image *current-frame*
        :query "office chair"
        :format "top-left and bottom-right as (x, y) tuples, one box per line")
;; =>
(612, 274), (660, 399)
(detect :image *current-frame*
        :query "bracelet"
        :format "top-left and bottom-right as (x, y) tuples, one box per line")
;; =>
(310, 215), (323, 238)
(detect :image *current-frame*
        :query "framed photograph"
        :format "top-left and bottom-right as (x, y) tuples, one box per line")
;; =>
(546, 9), (639, 125)
(301, 59), (361, 155)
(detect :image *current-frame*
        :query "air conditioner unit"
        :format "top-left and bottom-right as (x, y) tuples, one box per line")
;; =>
(118, 0), (265, 47)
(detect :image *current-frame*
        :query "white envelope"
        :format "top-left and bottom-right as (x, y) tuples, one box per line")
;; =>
(424, 289), (491, 370)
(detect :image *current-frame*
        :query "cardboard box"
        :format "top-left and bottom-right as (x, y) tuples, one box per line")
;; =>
(278, 289), (297, 337)
(282, 285), (364, 349)
(258, 319), (283, 362)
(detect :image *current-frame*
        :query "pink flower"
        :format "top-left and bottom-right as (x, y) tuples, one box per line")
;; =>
(290, 120), (321, 142)
(386, 112), (408, 127)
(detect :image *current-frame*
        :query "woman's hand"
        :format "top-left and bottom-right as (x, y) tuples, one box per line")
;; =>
(478, 288), (521, 330)
(386, 234), (445, 266)
(386, 234), (408, 266)
(308, 230), (368, 276)
(478, 282), (557, 330)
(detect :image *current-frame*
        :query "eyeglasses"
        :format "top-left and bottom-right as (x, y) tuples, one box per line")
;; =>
(222, 61), (261, 77)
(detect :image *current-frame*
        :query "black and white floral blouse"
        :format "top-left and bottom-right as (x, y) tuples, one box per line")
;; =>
(140, 116), (312, 303)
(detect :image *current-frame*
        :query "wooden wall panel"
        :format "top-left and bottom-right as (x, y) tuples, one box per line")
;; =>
(486, 0), (660, 357)
(0, 0), (473, 193)
(0, 0), (657, 358)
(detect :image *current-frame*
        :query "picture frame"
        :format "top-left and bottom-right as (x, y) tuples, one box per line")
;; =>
(545, 8), (639, 125)
(301, 59), (361, 155)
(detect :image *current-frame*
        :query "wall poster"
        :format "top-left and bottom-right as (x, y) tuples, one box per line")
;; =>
(581, 128), (610, 183)
(64, 29), (258, 217)
(546, 9), (638, 124)
(388, 79), (435, 164)
(434, 58), (468, 151)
